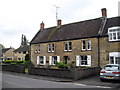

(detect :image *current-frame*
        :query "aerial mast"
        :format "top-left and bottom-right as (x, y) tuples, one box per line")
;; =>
(53, 5), (60, 22)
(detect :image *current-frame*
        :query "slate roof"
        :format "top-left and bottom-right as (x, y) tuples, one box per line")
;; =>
(30, 16), (120, 44)
(102, 16), (120, 36)
(2, 48), (11, 53)
(14, 45), (29, 53)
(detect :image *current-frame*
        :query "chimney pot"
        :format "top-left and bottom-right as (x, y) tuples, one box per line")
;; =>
(40, 21), (44, 31)
(101, 8), (107, 17)
(57, 19), (62, 26)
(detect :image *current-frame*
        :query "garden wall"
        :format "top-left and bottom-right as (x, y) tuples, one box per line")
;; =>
(2, 65), (25, 73)
(28, 67), (100, 80)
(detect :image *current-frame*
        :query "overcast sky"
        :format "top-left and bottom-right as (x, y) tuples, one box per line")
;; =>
(0, 0), (119, 49)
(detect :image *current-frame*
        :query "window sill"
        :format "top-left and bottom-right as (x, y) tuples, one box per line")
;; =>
(81, 49), (92, 52)
(64, 50), (72, 52)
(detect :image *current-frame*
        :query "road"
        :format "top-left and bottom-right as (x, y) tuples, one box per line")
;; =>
(2, 72), (108, 88)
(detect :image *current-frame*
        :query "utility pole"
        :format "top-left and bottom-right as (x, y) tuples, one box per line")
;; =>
(53, 5), (60, 22)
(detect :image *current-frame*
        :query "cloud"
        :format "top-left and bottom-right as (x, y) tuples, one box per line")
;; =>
(0, 0), (119, 48)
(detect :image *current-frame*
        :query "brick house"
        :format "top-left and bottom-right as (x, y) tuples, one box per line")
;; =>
(30, 8), (120, 68)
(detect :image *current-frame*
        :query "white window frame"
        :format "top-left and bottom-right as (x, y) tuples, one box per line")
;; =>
(87, 40), (91, 50)
(37, 56), (46, 65)
(48, 44), (51, 52)
(76, 55), (91, 66)
(64, 42), (72, 51)
(109, 52), (120, 64)
(51, 43), (55, 52)
(68, 42), (72, 51)
(64, 42), (68, 51)
(49, 56), (60, 65)
(108, 26), (120, 41)
(82, 40), (86, 51)
(35, 44), (40, 53)
(48, 43), (55, 52)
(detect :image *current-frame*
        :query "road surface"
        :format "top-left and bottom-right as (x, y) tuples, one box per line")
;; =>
(2, 72), (108, 88)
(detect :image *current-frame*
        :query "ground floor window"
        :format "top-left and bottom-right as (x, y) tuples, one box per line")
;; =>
(37, 56), (46, 65)
(49, 56), (60, 65)
(76, 55), (91, 66)
(63, 56), (69, 64)
(109, 52), (120, 64)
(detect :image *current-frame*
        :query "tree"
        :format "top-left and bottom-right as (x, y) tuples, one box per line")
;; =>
(25, 54), (30, 61)
(21, 34), (28, 46)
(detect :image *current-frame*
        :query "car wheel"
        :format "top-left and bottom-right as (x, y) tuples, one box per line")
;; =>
(100, 78), (106, 82)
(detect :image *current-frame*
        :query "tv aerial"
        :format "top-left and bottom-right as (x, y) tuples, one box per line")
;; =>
(53, 5), (60, 22)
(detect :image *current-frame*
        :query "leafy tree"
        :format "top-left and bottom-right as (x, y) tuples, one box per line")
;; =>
(21, 34), (28, 46)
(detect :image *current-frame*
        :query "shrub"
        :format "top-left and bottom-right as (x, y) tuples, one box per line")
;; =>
(15, 60), (24, 65)
(56, 62), (68, 69)
(2, 60), (12, 64)
(22, 60), (34, 68)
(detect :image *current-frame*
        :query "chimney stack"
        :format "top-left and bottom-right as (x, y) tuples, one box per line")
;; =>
(101, 8), (107, 17)
(40, 21), (44, 31)
(57, 19), (62, 26)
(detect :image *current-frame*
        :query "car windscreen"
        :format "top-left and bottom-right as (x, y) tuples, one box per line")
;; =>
(104, 65), (119, 71)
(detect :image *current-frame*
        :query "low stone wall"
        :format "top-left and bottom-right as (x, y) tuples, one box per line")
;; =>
(28, 67), (72, 78)
(28, 67), (100, 80)
(2, 65), (25, 73)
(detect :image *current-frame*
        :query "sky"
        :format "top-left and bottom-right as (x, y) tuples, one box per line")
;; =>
(0, 0), (119, 49)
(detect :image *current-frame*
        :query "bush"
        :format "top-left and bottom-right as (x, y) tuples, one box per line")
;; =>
(22, 60), (34, 68)
(15, 60), (24, 65)
(2, 60), (12, 64)
(56, 62), (68, 69)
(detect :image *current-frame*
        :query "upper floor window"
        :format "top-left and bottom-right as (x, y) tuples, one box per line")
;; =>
(35, 44), (40, 53)
(108, 27), (120, 41)
(64, 42), (72, 51)
(48, 43), (55, 52)
(82, 40), (91, 51)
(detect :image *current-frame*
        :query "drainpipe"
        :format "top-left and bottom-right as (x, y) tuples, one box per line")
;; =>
(97, 36), (100, 69)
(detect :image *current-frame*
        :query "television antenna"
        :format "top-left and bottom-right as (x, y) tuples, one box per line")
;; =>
(53, 5), (60, 22)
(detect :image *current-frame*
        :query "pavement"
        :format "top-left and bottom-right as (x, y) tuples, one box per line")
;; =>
(2, 71), (120, 89)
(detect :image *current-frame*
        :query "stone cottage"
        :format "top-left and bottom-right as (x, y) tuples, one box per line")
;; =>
(30, 8), (120, 68)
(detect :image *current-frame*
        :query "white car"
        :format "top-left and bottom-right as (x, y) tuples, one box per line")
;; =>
(100, 64), (120, 81)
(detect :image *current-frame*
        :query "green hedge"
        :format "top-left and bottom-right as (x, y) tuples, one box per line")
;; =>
(2, 60), (24, 65)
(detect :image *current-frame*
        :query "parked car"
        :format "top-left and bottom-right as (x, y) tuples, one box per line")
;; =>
(100, 64), (120, 81)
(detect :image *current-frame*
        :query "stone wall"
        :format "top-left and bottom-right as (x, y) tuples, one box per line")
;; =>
(28, 67), (100, 80)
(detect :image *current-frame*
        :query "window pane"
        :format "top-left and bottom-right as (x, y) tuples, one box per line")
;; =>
(110, 57), (114, 64)
(68, 42), (72, 50)
(115, 57), (120, 64)
(52, 44), (55, 52)
(40, 56), (44, 64)
(64, 42), (68, 51)
(109, 33), (112, 40)
(113, 33), (116, 40)
(87, 40), (91, 50)
(81, 56), (87, 65)
(82, 40), (86, 50)
(48, 44), (51, 52)
(117, 32), (120, 39)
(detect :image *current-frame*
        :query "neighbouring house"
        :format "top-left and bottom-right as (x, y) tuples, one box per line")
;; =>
(30, 8), (120, 68)
(2, 47), (15, 61)
(14, 45), (29, 60)
(0, 44), (4, 60)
